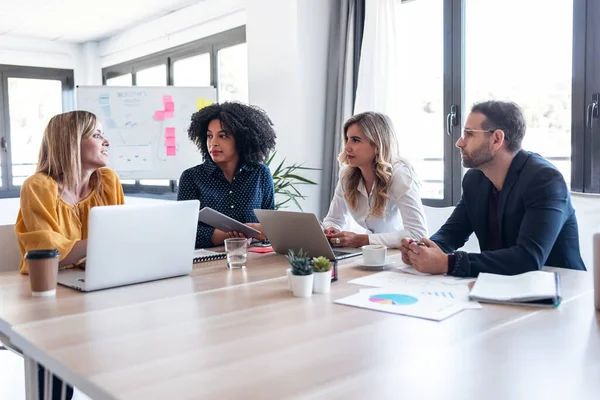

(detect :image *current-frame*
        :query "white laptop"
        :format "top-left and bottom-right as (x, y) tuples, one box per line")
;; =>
(254, 209), (362, 260)
(57, 200), (200, 292)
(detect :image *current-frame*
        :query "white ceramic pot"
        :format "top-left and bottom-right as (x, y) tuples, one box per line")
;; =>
(286, 268), (293, 291)
(291, 274), (314, 297)
(313, 271), (331, 293)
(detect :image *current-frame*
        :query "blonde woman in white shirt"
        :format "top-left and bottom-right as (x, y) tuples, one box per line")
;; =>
(323, 112), (427, 249)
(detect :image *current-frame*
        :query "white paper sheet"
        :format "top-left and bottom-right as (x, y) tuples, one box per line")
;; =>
(349, 271), (481, 309)
(334, 288), (469, 321)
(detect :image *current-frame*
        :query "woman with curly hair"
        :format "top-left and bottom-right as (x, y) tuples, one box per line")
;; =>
(322, 112), (427, 249)
(178, 102), (277, 248)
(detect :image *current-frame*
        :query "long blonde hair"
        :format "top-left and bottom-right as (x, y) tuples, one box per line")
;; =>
(36, 111), (102, 193)
(338, 112), (409, 217)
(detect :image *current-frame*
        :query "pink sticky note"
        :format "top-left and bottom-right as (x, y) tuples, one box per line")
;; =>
(154, 110), (166, 120)
(164, 102), (174, 112)
(165, 137), (176, 146)
(164, 111), (174, 118)
(163, 95), (172, 103)
(166, 146), (177, 156)
(165, 127), (175, 137)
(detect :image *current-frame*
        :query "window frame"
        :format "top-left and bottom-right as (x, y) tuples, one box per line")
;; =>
(101, 26), (246, 195)
(0, 65), (74, 198)
(435, 0), (594, 205)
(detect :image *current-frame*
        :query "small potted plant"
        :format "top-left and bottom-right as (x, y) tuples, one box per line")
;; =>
(312, 256), (332, 294)
(287, 249), (313, 297)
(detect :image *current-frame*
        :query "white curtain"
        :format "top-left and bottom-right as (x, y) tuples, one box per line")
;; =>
(354, 0), (400, 115)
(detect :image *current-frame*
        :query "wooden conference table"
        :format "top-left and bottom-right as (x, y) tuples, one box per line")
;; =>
(0, 251), (598, 400)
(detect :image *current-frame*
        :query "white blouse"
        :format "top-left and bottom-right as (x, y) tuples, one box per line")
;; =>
(323, 161), (428, 248)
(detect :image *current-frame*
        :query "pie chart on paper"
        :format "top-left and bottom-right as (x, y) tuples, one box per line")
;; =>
(369, 294), (418, 306)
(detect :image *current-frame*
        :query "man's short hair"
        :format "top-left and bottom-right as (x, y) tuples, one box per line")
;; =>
(471, 100), (526, 153)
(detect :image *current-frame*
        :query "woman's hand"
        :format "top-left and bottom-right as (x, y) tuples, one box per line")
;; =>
(328, 231), (369, 248)
(245, 223), (266, 241)
(226, 231), (247, 239)
(324, 227), (340, 236)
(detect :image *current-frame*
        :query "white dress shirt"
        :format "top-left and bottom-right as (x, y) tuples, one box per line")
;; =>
(323, 161), (428, 248)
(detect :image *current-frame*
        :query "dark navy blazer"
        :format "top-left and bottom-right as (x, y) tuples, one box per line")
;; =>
(431, 150), (586, 277)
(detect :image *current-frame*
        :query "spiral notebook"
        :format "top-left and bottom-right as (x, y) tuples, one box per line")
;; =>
(193, 249), (227, 263)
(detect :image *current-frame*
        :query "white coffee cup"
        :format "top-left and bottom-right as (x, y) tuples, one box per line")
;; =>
(362, 245), (387, 266)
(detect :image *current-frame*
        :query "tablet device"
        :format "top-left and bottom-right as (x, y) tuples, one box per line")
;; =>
(198, 207), (262, 238)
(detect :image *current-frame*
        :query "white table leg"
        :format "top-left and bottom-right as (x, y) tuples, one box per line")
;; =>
(24, 355), (39, 400)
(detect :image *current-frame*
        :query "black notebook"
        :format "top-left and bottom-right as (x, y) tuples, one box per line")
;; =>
(193, 249), (227, 263)
(469, 271), (562, 308)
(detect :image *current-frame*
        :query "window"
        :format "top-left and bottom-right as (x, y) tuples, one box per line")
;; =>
(106, 74), (132, 86)
(0, 66), (73, 197)
(7, 78), (63, 186)
(464, 0), (573, 187)
(135, 65), (167, 87)
(102, 26), (246, 195)
(392, 0), (444, 199)
(173, 53), (211, 86)
(217, 43), (249, 103)
(377, 0), (599, 205)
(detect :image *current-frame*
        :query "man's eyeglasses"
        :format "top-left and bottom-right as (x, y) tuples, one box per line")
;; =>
(461, 129), (496, 138)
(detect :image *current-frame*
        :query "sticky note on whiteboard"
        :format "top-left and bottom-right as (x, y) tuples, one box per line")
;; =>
(165, 137), (176, 147)
(164, 111), (174, 118)
(164, 102), (174, 112)
(163, 95), (172, 103)
(166, 146), (176, 156)
(165, 127), (175, 138)
(196, 98), (214, 110)
(154, 110), (165, 120)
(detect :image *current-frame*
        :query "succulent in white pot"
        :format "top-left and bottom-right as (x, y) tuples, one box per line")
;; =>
(312, 256), (332, 294)
(287, 249), (313, 297)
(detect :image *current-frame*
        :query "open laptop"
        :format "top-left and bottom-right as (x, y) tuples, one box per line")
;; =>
(57, 200), (200, 292)
(254, 209), (362, 260)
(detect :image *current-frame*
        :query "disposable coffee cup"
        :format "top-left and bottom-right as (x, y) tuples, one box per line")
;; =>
(25, 249), (60, 297)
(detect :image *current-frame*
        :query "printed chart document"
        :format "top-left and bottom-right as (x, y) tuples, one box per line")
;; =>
(349, 270), (480, 309)
(469, 271), (561, 307)
(335, 288), (468, 321)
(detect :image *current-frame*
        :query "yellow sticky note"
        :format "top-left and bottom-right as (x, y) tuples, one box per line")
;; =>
(196, 98), (214, 110)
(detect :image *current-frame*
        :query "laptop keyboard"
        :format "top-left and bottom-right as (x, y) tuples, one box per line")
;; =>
(333, 251), (361, 260)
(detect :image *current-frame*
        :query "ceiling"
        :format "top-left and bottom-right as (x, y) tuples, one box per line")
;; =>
(0, 0), (204, 43)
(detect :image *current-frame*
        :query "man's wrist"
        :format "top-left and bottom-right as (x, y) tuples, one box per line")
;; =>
(362, 234), (371, 246)
(447, 253), (456, 275)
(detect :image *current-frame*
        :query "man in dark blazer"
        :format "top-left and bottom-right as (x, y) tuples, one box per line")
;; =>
(400, 100), (586, 277)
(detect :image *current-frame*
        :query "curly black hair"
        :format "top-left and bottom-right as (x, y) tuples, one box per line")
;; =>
(188, 101), (277, 164)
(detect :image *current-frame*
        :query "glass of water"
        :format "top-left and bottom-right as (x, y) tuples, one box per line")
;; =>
(224, 238), (249, 269)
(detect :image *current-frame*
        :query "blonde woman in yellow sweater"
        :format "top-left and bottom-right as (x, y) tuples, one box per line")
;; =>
(15, 110), (124, 274)
(15, 110), (124, 400)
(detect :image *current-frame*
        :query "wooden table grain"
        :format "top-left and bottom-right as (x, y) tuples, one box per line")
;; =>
(7, 262), (596, 400)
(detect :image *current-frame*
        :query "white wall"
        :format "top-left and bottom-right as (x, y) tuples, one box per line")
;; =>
(0, 0), (335, 216)
(0, 35), (100, 86)
(98, 0), (246, 67)
(247, 0), (332, 215)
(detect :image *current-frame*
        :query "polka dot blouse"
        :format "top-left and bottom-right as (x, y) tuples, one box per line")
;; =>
(177, 161), (275, 248)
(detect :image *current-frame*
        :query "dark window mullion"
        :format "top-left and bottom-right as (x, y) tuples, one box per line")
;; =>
(571, 0), (587, 192)
(585, 0), (600, 192)
(439, 0), (463, 207)
(0, 71), (8, 191)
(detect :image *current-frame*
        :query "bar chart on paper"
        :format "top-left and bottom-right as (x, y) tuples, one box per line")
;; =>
(422, 291), (455, 299)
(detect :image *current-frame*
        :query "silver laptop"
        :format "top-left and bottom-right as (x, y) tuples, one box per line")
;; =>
(57, 200), (200, 292)
(254, 209), (362, 260)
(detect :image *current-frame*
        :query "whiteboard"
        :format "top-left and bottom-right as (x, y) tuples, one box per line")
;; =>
(76, 86), (216, 180)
